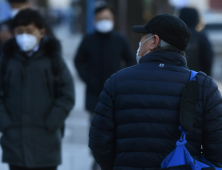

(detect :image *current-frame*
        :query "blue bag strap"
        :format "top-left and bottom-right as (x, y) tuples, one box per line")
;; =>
(161, 70), (222, 170)
(190, 70), (198, 81)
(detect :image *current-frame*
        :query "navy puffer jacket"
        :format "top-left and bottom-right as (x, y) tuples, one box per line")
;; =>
(89, 51), (222, 170)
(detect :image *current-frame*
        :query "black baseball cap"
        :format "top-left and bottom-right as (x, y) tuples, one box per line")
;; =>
(132, 14), (191, 51)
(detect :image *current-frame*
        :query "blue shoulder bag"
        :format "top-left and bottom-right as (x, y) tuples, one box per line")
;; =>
(161, 70), (222, 170)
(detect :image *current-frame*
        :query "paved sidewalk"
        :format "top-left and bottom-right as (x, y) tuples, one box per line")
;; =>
(54, 25), (94, 170)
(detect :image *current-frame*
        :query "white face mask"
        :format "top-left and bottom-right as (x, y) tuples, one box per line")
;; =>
(95, 19), (114, 33)
(136, 35), (153, 64)
(10, 9), (20, 18)
(16, 33), (38, 52)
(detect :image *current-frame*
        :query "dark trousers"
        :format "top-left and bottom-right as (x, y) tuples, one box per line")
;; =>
(9, 165), (57, 170)
(90, 113), (101, 170)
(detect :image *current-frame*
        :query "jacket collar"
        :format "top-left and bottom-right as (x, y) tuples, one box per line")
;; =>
(10, 38), (43, 61)
(95, 30), (114, 39)
(139, 51), (187, 67)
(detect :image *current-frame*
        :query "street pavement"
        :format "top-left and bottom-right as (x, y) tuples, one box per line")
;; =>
(0, 25), (222, 170)
(53, 26), (94, 170)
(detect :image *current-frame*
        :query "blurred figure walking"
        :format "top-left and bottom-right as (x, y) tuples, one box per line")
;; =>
(74, 4), (134, 170)
(0, 0), (55, 49)
(0, 0), (29, 45)
(179, 7), (214, 76)
(0, 9), (74, 170)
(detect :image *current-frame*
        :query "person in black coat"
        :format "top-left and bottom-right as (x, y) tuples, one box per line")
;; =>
(179, 7), (214, 76)
(0, 9), (74, 170)
(74, 5), (134, 114)
(89, 14), (222, 170)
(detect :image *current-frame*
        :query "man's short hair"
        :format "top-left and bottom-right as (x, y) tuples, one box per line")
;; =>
(7, 0), (28, 3)
(13, 9), (45, 29)
(95, 4), (113, 15)
(149, 33), (186, 56)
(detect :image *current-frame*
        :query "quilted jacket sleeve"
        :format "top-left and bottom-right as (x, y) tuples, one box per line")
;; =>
(203, 78), (222, 164)
(74, 36), (89, 83)
(89, 77), (116, 170)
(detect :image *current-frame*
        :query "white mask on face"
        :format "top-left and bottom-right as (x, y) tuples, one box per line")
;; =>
(136, 35), (153, 64)
(95, 19), (114, 33)
(10, 9), (20, 18)
(16, 33), (38, 52)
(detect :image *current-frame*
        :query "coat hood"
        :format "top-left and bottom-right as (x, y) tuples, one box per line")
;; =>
(2, 36), (61, 59)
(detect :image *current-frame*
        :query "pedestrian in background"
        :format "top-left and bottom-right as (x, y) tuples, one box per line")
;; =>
(75, 5), (134, 115)
(179, 7), (214, 76)
(0, 0), (55, 49)
(74, 4), (134, 170)
(89, 14), (222, 170)
(0, 0), (29, 45)
(0, 9), (74, 170)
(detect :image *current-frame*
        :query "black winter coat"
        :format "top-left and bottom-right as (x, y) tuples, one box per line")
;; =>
(179, 8), (214, 76)
(0, 37), (74, 168)
(75, 31), (135, 112)
(89, 51), (222, 170)
(185, 28), (214, 76)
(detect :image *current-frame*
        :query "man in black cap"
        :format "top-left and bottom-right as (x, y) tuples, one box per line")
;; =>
(89, 14), (222, 170)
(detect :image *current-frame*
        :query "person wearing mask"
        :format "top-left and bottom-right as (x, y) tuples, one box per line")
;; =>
(89, 14), (222, 170)
(0, 0), (55, 49)
(75, 4), (134, 170)
(179, 7), (214, 76)
(0, 9), (74, 170)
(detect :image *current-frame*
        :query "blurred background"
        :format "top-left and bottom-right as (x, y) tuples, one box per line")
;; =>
(0, 0), (222, 169)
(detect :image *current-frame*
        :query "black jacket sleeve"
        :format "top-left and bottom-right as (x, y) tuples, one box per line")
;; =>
(0, 98), (12, 132)
(74, 36), (90, 83)
(203, 78), (222, 164)
(199, 32), (214, 76)
(89, 77), (116, 170)
(45, 56), (75, 132)
(121, 36), (136, 66)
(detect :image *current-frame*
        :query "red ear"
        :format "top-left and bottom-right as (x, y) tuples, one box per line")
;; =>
(150, 35), (160, 51)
